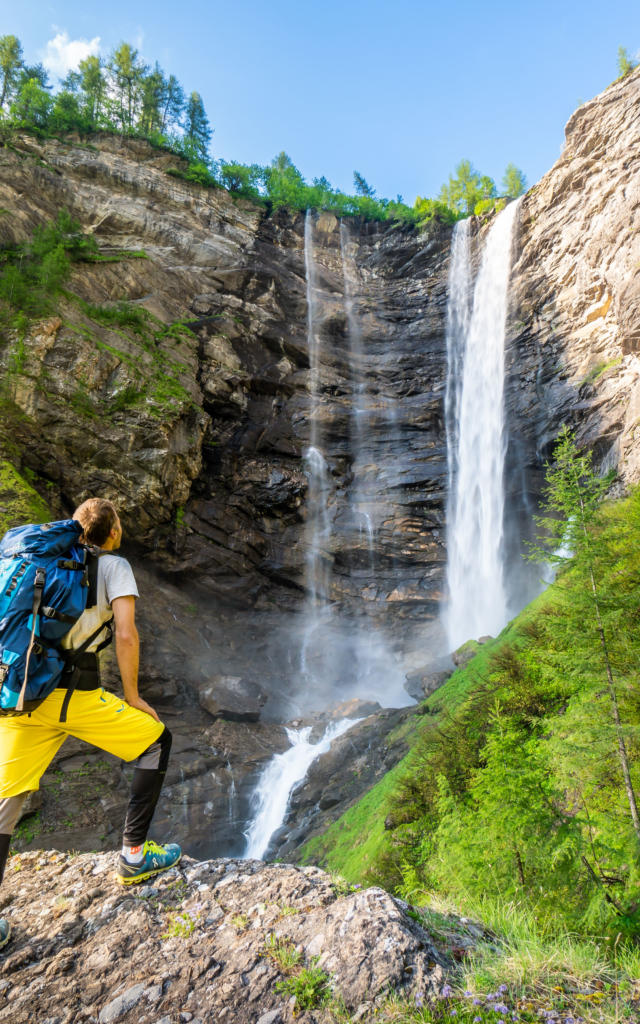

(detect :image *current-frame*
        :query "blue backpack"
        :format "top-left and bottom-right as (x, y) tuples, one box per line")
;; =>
(0, 519), (109, 718)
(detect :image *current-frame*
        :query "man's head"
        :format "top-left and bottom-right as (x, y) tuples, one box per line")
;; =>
(73, 498), (122, 550)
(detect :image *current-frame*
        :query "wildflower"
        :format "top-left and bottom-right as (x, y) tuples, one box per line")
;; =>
(464, 991), (473, 998)
(486, 993), (496, 1001)
(415, 994), (424, 1008)
(495, 1004), (509, 1014)
(442, 985), (453, 999)
(474, 1017), (482, 1023)
(499, 985), (508, 994)
(473, 998), (483, 1006)
(450, 1011), (457, 1017)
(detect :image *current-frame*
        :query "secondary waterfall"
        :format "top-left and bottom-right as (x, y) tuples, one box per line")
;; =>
(340, 222), (375, 565)
(298, 212), (409, 710)
(243, 718), (358, 860)
(303, 210), (331, 607)
(445, 199), (521, 650)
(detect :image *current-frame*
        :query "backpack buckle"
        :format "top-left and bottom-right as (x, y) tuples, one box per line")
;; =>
(34, 568), (46, 590)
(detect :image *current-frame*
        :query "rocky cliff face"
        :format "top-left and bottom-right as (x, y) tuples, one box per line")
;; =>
(508, 67), (640, 486)
(1, 67), (639, 862)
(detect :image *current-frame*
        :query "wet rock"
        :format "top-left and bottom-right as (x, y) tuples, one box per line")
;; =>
(198, 675), (267, 722)
(404, 668), (451, 700)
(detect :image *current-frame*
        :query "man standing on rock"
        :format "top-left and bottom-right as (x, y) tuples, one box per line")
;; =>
(0, 498), (181, 949)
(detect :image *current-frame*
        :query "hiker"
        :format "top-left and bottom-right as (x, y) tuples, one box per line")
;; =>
(0, 498), (181, 949)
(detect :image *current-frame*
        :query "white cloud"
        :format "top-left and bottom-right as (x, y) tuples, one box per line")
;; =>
(40, 31), (101, 79)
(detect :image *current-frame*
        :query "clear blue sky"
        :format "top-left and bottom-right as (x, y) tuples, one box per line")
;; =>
(4, 0), (639, 202)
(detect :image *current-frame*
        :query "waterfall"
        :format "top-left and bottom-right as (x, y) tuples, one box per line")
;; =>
(444, 218), (472, 507)
(243, 718), (358, 860)
(340, 222), (375, 566)
(298, 212), (408, 710)
(445, 200), (521, 650)
(303, 211), (332, 608)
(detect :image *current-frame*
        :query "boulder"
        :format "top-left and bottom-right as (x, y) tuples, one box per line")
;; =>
(198, 675), (267, 722)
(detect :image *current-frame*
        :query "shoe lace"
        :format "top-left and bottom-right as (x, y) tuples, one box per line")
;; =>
(144, 839), (166, 856)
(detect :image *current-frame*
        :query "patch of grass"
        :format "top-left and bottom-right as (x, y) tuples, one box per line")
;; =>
(77, 298), (151, 336)
(263, 934), (302, 972)
(581, 357), (622, 387)
(9, 811), (42, 853)
(162, 910), (197, 939)
(231, 913), (249, 931)
(275, 965), (332, 1011)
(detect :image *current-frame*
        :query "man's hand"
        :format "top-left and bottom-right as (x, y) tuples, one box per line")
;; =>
(125, 694), (160, 723)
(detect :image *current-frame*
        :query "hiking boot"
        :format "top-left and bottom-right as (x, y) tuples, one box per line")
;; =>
(0, 918), (10, 950)
(116, 839), (181, 885)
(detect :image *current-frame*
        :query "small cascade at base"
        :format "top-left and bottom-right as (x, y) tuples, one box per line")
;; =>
(243, 718), (358, 860)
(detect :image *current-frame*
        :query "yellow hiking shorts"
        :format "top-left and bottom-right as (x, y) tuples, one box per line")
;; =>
(0, 688), (164, 798)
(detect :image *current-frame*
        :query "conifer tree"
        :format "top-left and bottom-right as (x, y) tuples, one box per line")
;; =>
(0, 34), (23, 109)
(502, 163), (527, 198)
(183, 90), (211, 159)
(78, 55), (106, 123)
(529, 427), (640, 848)
(108, 43), (147, 130)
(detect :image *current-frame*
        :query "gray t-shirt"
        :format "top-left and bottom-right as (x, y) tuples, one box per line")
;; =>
(61, 554), (139, 652)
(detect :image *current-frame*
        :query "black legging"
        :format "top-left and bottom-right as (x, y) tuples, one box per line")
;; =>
(0, 726), (173, 882)
(122, 726), (173, 846)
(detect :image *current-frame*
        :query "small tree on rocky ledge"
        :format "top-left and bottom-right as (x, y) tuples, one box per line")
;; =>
(529, 427), (640, 855)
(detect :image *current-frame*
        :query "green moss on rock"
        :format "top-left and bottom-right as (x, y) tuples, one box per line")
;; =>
(0, 459), (50, 535)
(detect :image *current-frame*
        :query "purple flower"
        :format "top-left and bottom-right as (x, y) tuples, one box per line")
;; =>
(495, 1004), (509, 1014)
(499, 985), (508, 994)
(474, 1017), (482, 1022)
(486, 993), (496, 1001)
(415, 994), (424, 1007)
(450, 1011), (457, 1017)
(464, 991), (473, 998)
(442, 984), (453, 999)
(473, 998), (483, 1006)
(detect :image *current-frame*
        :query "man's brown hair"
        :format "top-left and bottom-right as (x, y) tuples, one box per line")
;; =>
(73, 498), (119, 546)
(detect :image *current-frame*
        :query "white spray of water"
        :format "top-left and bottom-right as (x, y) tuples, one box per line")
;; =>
(445, 200), (521, 650)
(444, 218), (472, 505)
(243, 718), (358, 860)
(340, 222), (375, 566)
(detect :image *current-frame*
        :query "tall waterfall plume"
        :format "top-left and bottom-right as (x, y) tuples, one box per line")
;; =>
(303, 210), (332, 607)
(340, 222), (375, 565)
(445, 199), (521, 650)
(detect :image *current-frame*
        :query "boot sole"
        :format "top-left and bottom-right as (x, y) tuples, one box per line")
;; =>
(0, 923), (10, 950)
(116, 852), (182, 885)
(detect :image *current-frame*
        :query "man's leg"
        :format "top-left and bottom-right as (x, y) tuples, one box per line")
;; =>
(34, 689), (180, 884)
(0, 710), (67, 952)
(117, 727), (180, 883)
(0, 795), (28, 948)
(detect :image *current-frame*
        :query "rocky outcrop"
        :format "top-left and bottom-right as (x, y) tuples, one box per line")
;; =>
(0, 852), (452, 1023)
(508, 67), (640, 486)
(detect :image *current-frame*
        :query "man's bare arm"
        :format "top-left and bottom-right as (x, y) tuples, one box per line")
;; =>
(111, 595), (159, 722)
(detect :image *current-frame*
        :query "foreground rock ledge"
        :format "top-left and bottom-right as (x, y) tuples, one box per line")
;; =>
(0, 852), (448, 1023)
